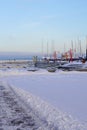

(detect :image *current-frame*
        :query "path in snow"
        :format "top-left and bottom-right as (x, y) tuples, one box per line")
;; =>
(0, 84), (49, 130)
(0, 81), (87, 130)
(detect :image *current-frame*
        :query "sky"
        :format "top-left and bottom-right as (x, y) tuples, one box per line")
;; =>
(0, 0), (87, 54)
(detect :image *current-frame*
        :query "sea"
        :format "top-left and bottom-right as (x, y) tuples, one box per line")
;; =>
(0, 55), (32, 61)
(0, 52), (41, 61)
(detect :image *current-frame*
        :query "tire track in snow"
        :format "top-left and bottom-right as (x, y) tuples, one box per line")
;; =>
(0, 85), (49, 130)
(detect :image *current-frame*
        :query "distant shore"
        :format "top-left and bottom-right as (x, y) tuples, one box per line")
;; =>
(0, 59), (33, 64)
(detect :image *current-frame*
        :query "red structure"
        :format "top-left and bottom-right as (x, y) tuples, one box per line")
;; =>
(53, 51), (57, 60)
(69, 49), (73, 62)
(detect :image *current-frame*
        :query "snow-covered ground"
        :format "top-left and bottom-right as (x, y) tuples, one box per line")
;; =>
(0, 63), (87, 130)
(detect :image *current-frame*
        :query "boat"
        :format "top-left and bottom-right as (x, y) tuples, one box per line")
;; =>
(59, 62), (83, 71)
(47, 67), (56, 72)
(27, 67), (39, 72)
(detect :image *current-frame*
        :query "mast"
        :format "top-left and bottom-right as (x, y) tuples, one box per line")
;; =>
(71, 40), (73, 58)
(71, 40), (73, 52)
(86, 36), (87, 60)
(51, 40), (54, 58)
(47, 41), (49, 57)
(64, 43), (66, 53)
(79, 40), (82, 57)
(75, 40), (77, 58)
(77, 39), (82, 57)
(41, 40), (43, 57)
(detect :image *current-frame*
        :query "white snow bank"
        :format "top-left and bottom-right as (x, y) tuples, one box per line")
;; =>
(5, 70), (87, 122)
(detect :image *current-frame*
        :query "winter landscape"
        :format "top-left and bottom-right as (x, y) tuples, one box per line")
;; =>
(0, 61), (87, 130)
(1, 0), (87, 129)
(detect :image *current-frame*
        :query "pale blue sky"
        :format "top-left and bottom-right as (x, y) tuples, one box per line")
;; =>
(0, 0), (87, 53)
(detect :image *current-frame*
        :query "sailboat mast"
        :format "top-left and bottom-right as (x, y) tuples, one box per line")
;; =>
(41, 40), (43, 57)
(75, 40), (77, 58)
(47, 42), (49, 57)
(71, 40), (73, 52)
(71, 40), (73, 58)
(86, 36), (87, 60)
(79, 40), (82, 56)
(64, 43), (66, 53)
(51, 40), (54, 55)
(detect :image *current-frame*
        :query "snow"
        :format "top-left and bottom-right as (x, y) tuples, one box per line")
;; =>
(0, 63), (87, 129)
